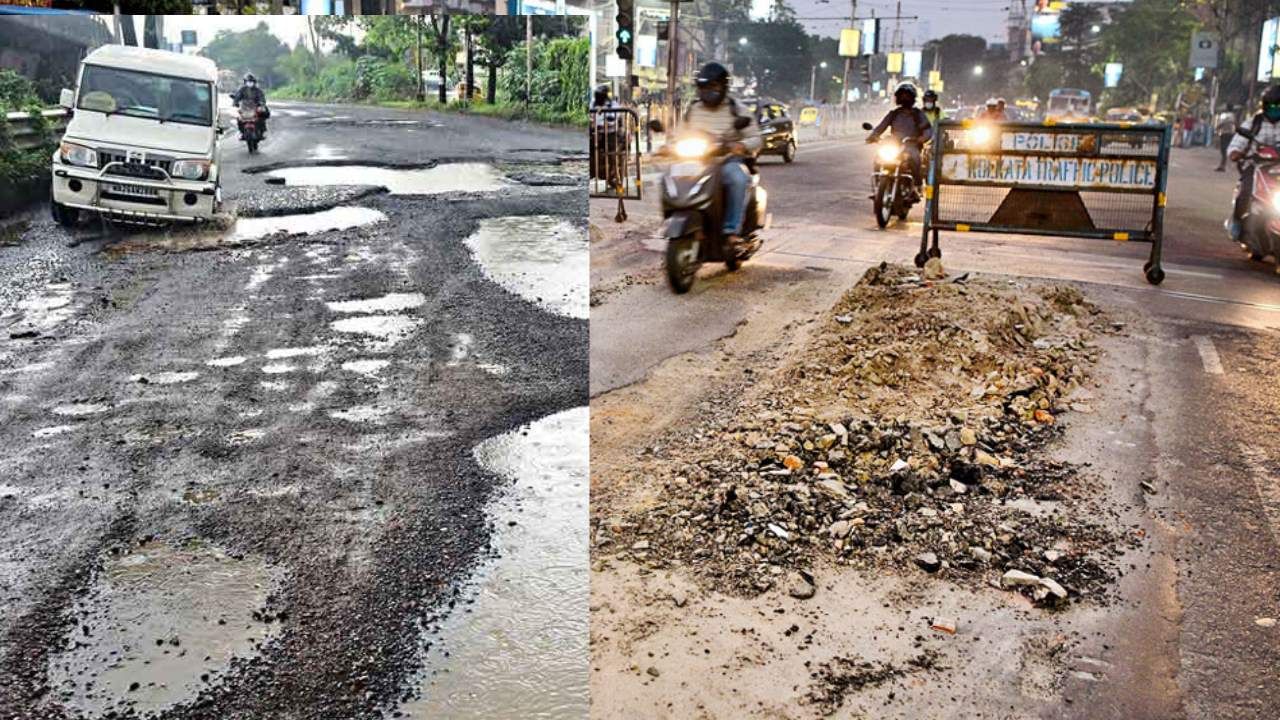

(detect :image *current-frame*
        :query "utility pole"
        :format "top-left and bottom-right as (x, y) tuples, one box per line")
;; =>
(841, 0), (855, 113)
(525, 13), (532, 111)
(416, 12), (424, 102)
(667, 0), (680, 130)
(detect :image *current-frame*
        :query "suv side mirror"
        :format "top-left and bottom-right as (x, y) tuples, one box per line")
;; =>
(861, 122), (874, 131)
(60, 88), (75, 110)
(733, 115), (752, 130)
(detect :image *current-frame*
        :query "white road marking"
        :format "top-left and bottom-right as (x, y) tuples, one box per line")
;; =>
(1192, 335), (1225, 375)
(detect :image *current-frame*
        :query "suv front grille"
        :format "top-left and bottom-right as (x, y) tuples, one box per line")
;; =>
(99, 151), (173, 180)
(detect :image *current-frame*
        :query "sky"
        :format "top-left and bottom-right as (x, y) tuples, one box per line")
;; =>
(103, 15), (355, 51)
(780, 0), (1012, 45)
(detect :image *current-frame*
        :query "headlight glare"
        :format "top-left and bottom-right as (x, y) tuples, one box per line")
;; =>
(59, 142), (98, 168)
(877, 144), (901, 163)
(675, 138), (710, 158)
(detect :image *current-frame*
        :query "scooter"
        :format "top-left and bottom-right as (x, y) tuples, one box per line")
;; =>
(649, 117), (769, 294)
(1228, 128), (1280, 269)
(238, 101), (266, 154)
(862, 122), (922, 228)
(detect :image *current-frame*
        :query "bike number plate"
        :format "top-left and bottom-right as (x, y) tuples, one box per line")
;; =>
(670, 161), (705, 178)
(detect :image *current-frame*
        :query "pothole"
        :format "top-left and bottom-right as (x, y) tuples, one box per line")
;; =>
(326, 293), (426, 314)
(342, 359), (390, 376)
(464, 215), (587, 319)
(51, 403), (109, 417)
(129, 371), (200, 385)
(328, 405), (390, 424)
(330, 315), (422, 349)
(264, 164), (510, 195)
(230, 206), (385, 242)
(44, 540), (282, 717)
(406, 407), (588, 717)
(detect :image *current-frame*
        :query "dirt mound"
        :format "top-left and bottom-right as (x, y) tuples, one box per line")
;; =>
(594, 263), (1133, 606)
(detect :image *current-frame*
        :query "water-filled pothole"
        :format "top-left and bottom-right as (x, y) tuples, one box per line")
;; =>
(45, 540), (281, 717)
(265, 164), (509, 195)
(404, 406), (588, 718)
(464, 216), (587, 319)
(230, 206), (385, 242)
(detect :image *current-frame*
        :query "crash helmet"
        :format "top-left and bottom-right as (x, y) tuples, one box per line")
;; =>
(243, 72), (257, 85)
(922, 89), (938, 103)
(893, 82), (918, 107)
(996, 97), (1007, 108)
(985, 97), (998, 108)
(695, 62), (731, 108)
(1263, 85), (1280, 122)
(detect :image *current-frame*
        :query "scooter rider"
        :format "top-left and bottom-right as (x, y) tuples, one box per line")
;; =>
(684, 62), (762, 249)
(231, 72), (269, 137)
(867, 82), (933, 194)
(1227, 85), (1280, 242)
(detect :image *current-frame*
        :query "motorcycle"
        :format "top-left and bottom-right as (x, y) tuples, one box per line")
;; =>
(862, 122), (922, 228)
(1228, 129), (1280, 268)
(238, 101), (266, 154)
(649, 117), (770, 294)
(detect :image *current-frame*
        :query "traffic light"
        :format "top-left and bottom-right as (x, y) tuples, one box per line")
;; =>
(861, 62), (872, 85)
(616, 0), (635, 61)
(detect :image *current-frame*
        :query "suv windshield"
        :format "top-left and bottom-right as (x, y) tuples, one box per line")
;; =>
(78, 64), (213, 126)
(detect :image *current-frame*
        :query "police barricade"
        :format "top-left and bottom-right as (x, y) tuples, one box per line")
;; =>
(590, 107), (643, 222)
(920, 119), (1172, 285)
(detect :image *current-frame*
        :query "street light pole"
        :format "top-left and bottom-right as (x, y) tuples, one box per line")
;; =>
(667, 0), (681, 131)
(841, 0), (855, 115)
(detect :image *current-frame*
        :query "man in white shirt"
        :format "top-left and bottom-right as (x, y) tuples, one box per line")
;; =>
(1215, 104), (1237, 171)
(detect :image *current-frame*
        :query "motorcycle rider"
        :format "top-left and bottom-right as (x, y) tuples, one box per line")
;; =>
(977, 97), (1005, 121)
(683, 61), (762, 250)
(922, 89), (945, 129)
(1226, 85), (1280, 243)
(231, 72), (269, 138)
(866, 82), (933, 195)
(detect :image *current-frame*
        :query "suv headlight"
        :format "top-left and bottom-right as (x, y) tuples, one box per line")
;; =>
(171, 159), (210, 181)
(59, 141), (98, 168)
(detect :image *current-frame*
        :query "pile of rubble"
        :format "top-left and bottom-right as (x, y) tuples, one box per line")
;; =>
(596, 263), (1132, 607)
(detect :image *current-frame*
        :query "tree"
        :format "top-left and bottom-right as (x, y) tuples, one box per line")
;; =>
(1054, 2), (1105, 95)
(1100, 0), (1197, 109)
(200, 23), (290, 88)
(478, 16), (525, 105)
(727, 17), (811, 100)
(427, 13), (453, 104)
(921, 34), (988, 101)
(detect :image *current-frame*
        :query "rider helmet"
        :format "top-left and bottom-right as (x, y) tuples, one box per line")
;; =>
(1263, 85), (1280, 122)
(985, 97), (998, 108)
(922, 89), (938, 102)
(893, 82), (917, 107)
(695, 62), (731, 108)
(243, 72), (257, 85)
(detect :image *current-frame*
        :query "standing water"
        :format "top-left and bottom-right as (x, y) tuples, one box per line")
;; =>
(464, 216), (588, 319)
(402, 406), (588, 718)
(265, 164), (510, 195)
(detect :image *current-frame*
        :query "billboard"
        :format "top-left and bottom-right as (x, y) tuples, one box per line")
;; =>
(1031, 13), (1060, 42)
(1260, 17), (1280, 83)
(902, 50), (922, 79)
(838, 28), (861, 57)
(1104, 62), (1122, 89)
(635, 34), (657, 68)
(860, 18), (879, 55)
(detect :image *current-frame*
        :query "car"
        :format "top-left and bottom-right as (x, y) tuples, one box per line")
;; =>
(743, 97), (797, 163)
(51, 44), (224, 225)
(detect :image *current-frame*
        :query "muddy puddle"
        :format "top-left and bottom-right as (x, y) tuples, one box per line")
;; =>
(264, 164), (510, 195)
(404, 406), (588, 718)
(464, 216), (588, 319)
(45, 540), (281, 717)
(230, 206), (385, 242)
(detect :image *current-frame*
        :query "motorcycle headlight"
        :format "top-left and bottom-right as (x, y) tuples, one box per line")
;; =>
(877, 144), (901, 163)
(59, 141), (98, 168)
(675, 137), (710, 159)
(171, 159), (210, 181)
(970, 125), (993, 147)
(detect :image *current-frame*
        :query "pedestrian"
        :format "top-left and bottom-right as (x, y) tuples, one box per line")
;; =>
(1215, 104), (1237, 172)
(1181, 113), (1196, 148)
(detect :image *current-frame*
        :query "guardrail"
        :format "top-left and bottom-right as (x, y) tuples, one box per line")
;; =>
(3, 108), (70, 150)
(921, 119), (1172, 285)
(590, 106), (642, 222)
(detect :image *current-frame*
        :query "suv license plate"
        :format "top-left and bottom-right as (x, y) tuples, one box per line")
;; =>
(107, 183), (159, 198)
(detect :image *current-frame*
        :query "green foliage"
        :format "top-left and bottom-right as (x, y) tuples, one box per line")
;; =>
(1100, 0), (1197, 109)
(500, 36), (589, 123)
(200, 23), (290, 88)
(0, 69), (39, 113)
(727, 17), (812, 100)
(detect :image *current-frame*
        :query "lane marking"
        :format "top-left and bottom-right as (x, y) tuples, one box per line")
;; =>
(1242, 447), (1280, 548)
(1192, 335), (1225, 375)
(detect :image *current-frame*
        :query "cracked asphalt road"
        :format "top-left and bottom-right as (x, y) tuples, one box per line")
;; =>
(0, 101), (586, 719)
